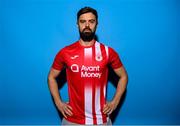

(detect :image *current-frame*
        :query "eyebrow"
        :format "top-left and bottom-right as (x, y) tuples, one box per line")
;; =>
(79, 19), (96, 22)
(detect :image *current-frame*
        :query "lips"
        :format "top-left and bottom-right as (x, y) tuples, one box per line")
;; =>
(84, 29), (91, 32)
(83, 28), (92, 33)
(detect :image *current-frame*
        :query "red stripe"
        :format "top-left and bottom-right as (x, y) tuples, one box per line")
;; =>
(82, 49), (86, 124)
(92, 45), (97, 124)
(100, 44), (108, 123)
(92, 83), (97, 124)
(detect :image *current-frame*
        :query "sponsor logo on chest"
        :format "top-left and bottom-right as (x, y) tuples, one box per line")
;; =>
(71, 64), (102, 78)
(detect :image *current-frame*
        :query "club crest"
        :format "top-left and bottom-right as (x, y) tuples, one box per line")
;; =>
(95, 54), (102, 61)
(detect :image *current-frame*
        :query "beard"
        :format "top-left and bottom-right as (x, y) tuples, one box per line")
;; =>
(79, 27), (96, 42)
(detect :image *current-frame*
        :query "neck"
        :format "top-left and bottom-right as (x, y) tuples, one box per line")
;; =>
(79, 39), (95, 47)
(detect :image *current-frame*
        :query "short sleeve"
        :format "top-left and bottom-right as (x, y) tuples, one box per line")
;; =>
(108, 47), (123, 69)
(52, 49), (65, 70)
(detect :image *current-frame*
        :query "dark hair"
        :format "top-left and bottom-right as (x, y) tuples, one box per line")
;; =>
(77, 7), (98, 21)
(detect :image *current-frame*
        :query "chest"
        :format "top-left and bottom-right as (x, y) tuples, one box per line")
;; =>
(63, 47), (108, 72)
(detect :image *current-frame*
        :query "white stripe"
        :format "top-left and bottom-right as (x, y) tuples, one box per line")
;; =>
(95, 42), (102, 61)
(95, 87), (103, 124)
(84, 48), (93, 124)
(84, 47), (92, 59)
(103, 85), (106, 98)
(85, 87), (93, 124)
(105, 45), (109, 59)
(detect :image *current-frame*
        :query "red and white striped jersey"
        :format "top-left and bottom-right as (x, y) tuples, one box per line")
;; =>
(52, 40), (123, 125)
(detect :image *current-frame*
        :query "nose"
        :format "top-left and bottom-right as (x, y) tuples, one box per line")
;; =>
(85, 22), (89, 27)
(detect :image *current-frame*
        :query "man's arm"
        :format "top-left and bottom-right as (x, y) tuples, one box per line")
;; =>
(103, 66), (128, 114)
(48, 68), (73, 118)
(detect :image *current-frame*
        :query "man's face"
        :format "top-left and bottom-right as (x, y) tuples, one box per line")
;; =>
(77, 12), (97, 42)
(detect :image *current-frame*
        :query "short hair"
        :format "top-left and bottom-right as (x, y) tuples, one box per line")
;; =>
(77, 7), (98, 22)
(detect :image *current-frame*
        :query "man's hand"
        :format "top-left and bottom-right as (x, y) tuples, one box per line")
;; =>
(103, 66), (128, 115)
(103, 100), (119, 115)
(48, 68), (73, 118)
(56, 102), (73, 118)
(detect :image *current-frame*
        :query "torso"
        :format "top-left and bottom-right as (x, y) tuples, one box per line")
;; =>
(61, 41), (109, 124)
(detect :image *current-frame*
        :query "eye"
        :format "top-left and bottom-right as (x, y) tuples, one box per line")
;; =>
(89, 19), (96, 24)
(79, 20), (86, 23)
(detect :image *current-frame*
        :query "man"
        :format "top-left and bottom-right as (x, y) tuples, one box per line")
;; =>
(48, 7), (128, 125)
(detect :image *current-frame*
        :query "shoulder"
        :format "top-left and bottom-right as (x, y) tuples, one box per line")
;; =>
(56, 41), (79, 55)
(95, 41), (109, 51)
(64, 41), (79, 50)
(96, 41), (116, 53)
